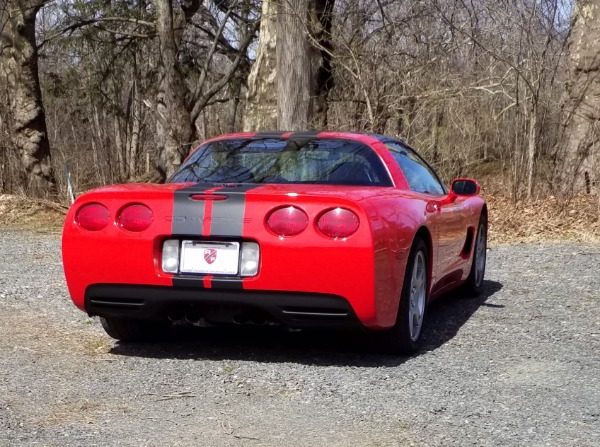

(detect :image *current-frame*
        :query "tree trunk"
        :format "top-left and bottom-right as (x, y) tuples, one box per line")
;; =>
(526, 102), (538, 199)
(128, 79), (142, 180)
(244, 0), (334, 132)
(556, 0), (600, 195)
(153, 0), (194, 181)
(243, 0), (278, 131)
(114, 114), (126, 180)
(0, 0), (56, 197)
(277, 0), (314, 130)
(227, 72), (243, 133)
(226, 0), (251, 133)
(312, 0), (334, 129)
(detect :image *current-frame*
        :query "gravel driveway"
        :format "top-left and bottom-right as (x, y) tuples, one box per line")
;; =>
(1, 230), (598, 446)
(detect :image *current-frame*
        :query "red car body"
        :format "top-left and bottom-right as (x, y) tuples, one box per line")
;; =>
(62, 132), (487, 350)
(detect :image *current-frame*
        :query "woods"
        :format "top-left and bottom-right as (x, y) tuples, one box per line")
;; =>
(0, 0), (598, 199)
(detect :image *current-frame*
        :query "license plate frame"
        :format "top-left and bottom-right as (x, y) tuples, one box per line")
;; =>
(179, 241), (240, 275)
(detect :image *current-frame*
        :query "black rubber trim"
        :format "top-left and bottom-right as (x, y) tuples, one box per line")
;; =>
(84, 284), (360, 329)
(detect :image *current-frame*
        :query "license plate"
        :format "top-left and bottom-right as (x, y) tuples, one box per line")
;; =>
(180, 241), (240, 275)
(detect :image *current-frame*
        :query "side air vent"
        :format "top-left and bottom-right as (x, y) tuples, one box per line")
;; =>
(461, 227), (475, 258)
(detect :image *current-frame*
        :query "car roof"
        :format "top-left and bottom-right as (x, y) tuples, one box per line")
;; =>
(202, 131), (408, 147)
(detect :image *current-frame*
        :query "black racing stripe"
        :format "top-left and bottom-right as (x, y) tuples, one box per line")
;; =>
(171, 184), (259, 290)
(173, 277), (243, 290)
(209, 184), (260, 290)
(172, 184), (213, 236)
(288, 131), (319, 140)
(209, 184), (261, 237)
(173, 277), (207, 289)
(211, 278), (244, 290)
(254, 131), (287, 139)
(286, 132), (319, 147)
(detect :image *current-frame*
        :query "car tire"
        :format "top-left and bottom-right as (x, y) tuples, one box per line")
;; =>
(462, 214), (487, 296)
(374, 237), (429, 355)
(99, 317), (170, 342)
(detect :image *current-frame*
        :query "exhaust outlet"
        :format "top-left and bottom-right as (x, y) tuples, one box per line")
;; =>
(185, 313), (203, 325)
(233, 312), (269, 326)
(250, 316), (267, 326)
(233, 314), (249, 325)
(168, 311), (184, 322)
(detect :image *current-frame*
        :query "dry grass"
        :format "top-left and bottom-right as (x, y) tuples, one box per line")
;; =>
(1, 193), (599, 244)
(0, 309), (112, 357)
(487, 194), (600, 244)
(31, 399), (134, 427)
(0, 194), (66, 232)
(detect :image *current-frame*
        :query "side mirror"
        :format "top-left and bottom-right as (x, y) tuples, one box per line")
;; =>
(450, 178), (480, 196)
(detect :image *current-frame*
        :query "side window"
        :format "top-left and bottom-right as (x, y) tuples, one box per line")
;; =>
(386, 143), (446, 195)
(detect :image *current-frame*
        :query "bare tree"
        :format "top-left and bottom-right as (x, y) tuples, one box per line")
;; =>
(430, 0), (568, 198)
(555, 0), (600, 196)
(37, 0), (258, 183)
(153, 0), (199, 180)
(243, 0), (334, 131)
(0, 0), (56, 196)
(277, 0), (314, 129)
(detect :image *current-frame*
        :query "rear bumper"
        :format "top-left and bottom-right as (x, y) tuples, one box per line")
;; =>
(85, 284), (361, 329)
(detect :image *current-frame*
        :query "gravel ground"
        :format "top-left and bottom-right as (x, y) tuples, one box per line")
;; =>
(0, 230), (599, 446)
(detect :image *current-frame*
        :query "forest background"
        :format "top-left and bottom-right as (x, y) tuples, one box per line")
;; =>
(1, 0), (599, 214)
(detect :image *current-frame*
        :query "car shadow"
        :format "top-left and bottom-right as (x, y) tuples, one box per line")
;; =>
(109, 280), (503, 367)
(420, 280), (504, 352)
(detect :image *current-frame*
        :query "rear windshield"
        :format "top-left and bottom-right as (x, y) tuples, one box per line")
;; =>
(169, 138), (392, 186)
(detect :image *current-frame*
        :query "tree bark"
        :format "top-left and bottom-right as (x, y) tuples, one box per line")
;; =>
(243, 0), (334, 132)
(243, 0), (278, 131)
(277, 0), (313, 130)
(227, 71), (243, 133)
(526, 102), (538, 199)
(311, 0), (334, 129)
(127, 78), (142, 179)
(0, 0), (56, 196)
(556, 0), (600, 195)
(153, 0), (196, 181)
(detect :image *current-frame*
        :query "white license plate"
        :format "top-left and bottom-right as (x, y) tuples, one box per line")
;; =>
(180, 241), (240, 275)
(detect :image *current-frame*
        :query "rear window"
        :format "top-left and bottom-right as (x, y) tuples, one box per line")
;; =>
(169, 138), (392, 186)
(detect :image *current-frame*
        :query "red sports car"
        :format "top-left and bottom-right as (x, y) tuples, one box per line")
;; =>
(62, 131), (487, 354)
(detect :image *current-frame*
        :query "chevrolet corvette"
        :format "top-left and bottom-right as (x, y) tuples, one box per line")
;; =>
(62, 131), (487, 354)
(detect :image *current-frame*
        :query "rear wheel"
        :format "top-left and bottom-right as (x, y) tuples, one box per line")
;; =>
(375, 237), (429, 355)
(100, 317), (170, 342)
(463, 215), (487, 296)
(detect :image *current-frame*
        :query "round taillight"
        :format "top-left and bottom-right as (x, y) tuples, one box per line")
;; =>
(118, 204), (153, 232)
(76, 203), (110, 231)
(266, 206), (308, 237)
(317, 208), (359, 239)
